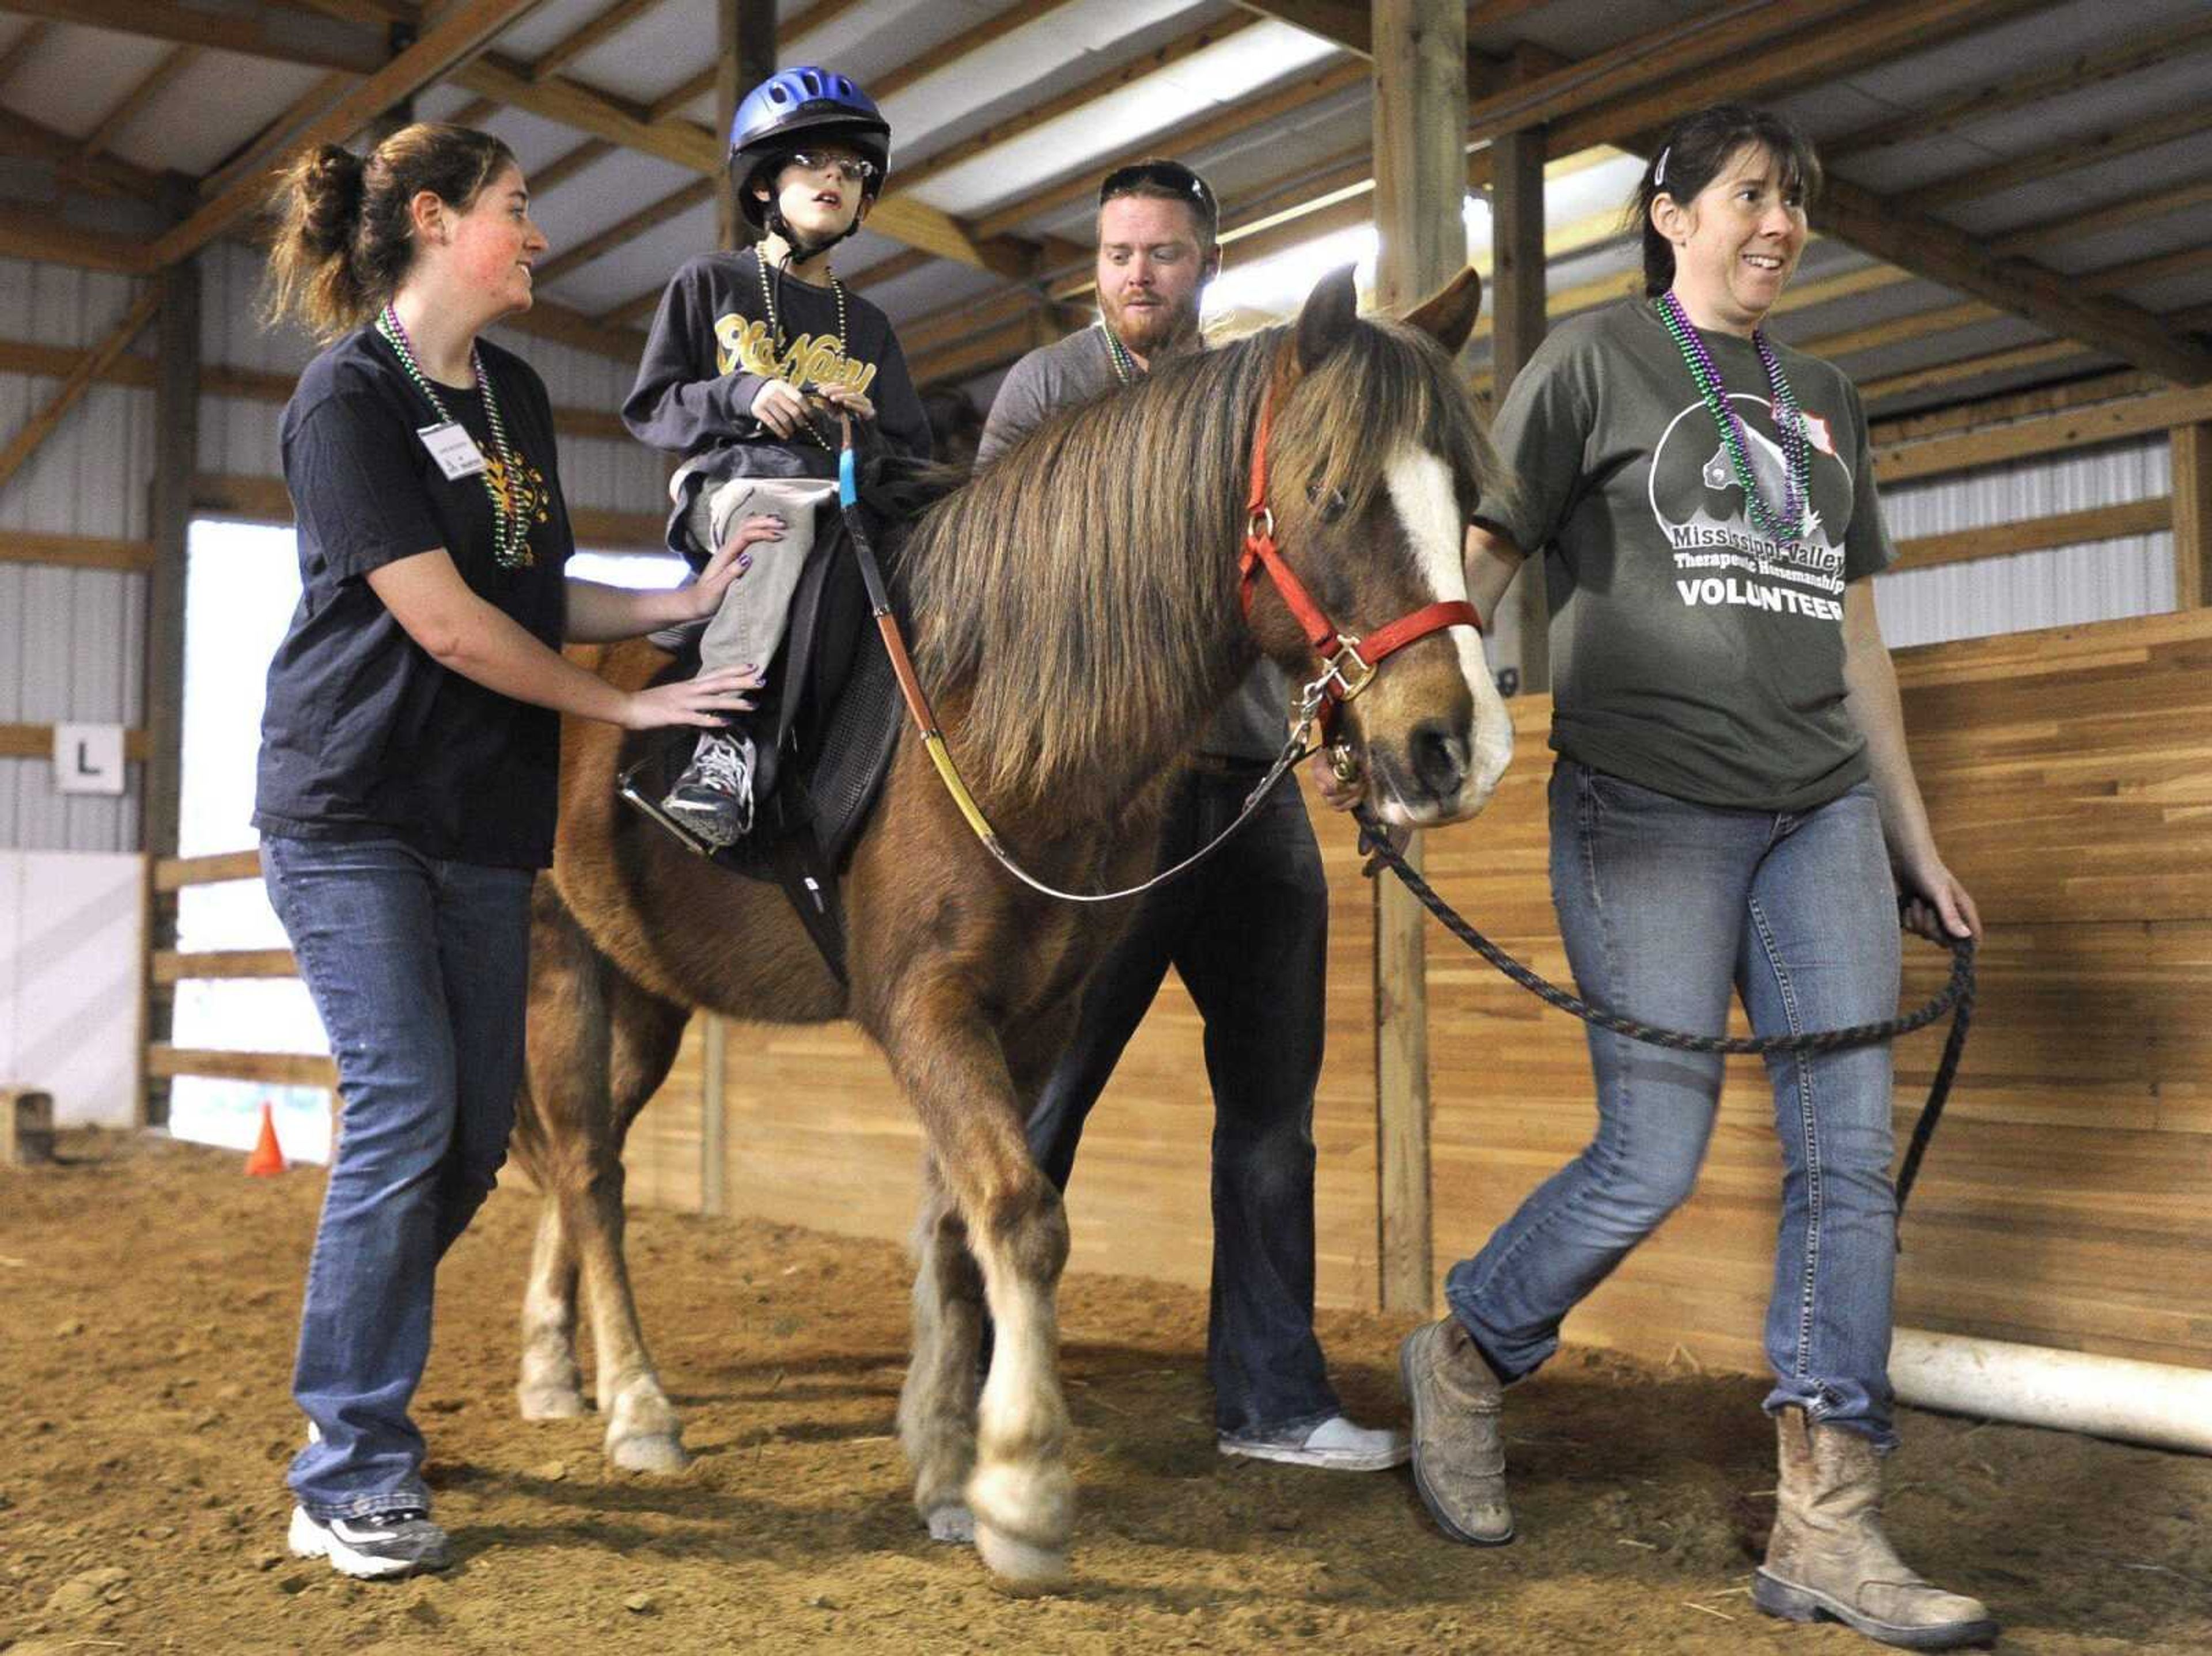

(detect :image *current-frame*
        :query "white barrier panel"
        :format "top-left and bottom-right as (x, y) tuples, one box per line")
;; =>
(0, 850), (145, 1126)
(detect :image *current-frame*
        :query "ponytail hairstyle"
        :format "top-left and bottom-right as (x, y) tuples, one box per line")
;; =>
(263, 123), (518, 342)
(1627, 104), (1822, 298)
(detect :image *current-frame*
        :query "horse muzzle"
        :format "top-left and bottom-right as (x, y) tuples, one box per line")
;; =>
(1361, 712), (1512, 828)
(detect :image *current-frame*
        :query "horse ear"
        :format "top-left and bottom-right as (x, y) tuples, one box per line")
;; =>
(1403, 266), (1483, 355)
(1295, 264), (1361, 371)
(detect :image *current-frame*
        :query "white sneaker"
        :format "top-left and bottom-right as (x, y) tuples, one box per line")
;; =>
(287, 1505), (451, 1579)
(1218, 1413), (1412, 1472)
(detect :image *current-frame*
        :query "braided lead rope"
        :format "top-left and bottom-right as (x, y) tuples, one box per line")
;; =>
(1350, 806), (1975, 1218)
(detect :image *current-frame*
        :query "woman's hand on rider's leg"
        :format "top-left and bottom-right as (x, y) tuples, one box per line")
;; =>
(622, 664), (763, 731)
(687, 514), (785, 617)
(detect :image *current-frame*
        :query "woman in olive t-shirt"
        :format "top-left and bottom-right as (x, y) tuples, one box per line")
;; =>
(1344, 107), (1994, 1651)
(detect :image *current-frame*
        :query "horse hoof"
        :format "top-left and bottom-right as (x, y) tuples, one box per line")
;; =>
(517, 1385), (588, 1422)
(975, 1524), (1069, 1594)
(925, 1504), (975, 1544)
(608, 1432), (690, 1474)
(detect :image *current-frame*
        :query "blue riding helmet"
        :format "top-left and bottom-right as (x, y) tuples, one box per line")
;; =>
(730, 66), (891, 232)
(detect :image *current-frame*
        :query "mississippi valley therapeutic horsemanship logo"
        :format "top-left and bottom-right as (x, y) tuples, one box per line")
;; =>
(714, 314), (880, 394)
(1647, 394), (1853, 622)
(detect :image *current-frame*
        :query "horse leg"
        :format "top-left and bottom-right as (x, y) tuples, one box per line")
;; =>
(884, 979), (1075, 1591)
(513, 880), (599, 1421)
(897, 1003), (1081, 1548)
(513, 878), (691, 1470)
(897, 1162), (984, 1543)
(517, 1200), (586, 1419)
(575, 964), (692, 1472)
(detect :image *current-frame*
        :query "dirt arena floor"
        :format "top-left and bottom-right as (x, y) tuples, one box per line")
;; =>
(3, 1132), (2207, 1655)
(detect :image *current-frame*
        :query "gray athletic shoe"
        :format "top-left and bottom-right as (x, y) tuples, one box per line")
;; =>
(664, 729), (755, 846)
(287, 1505), (451, 1579)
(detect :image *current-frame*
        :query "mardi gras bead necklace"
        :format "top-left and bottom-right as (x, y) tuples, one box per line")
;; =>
(376, 304), (533, 569)
(756, 251), (849, 451)
(1653, 289), (1808, 544)
(1100, 320), (1139, 386)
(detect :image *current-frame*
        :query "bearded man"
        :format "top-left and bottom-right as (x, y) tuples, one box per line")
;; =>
(975, 161), (1407, 1473)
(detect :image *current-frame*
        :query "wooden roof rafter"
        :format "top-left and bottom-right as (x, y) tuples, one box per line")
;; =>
(76, 44), (203, 166)
(151, 0), (555, 268)
(530, 0), (671, 84)
(0, 0), (388, 74)
(1898, 101), (2212, 215)
(1991, 176), (2212, 259)
(221, 0), (1069, 282)
(0, 18), (49, 93)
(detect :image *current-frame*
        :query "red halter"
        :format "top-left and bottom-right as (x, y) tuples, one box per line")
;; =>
(1236, 384), (1482, 738)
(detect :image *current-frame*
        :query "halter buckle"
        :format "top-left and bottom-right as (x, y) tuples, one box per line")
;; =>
(1246, 506), (1275, 543)
(1313, 634), (1377, 703)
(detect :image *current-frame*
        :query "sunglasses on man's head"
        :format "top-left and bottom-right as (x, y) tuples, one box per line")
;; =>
(1098, 161), (1217, 223)
(783, 151), (879, 186)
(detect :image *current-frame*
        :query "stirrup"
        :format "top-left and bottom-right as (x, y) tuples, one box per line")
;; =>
(618, 759), (719, 857)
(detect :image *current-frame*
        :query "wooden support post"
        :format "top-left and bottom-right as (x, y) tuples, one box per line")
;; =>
(1369, 0), (1465, 1316)
(2173, 425), (2212, 610)
(1490, 123), (1548, 695)
(142, 209), (199, 1130)
(717, 1), (775, 251)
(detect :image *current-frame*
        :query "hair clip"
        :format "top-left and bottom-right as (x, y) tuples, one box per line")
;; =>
(1654, 146), (1671, 187)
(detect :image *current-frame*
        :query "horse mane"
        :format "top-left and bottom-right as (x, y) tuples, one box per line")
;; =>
(903, 312), (1504, 813)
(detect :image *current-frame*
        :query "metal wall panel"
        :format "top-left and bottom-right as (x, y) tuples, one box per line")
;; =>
(0, 256), (154, 852)
(1873, 435), (2173, 649)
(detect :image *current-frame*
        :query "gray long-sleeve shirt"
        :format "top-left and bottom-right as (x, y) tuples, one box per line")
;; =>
(978, 325), (1290, 763)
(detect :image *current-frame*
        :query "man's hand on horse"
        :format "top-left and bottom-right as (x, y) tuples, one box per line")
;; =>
(749, 377), (810, 438)
(685, 514), (784, 618)
(819, 383), (876, 422)
(1302, 745), (1411, 873)
(1307, 746), (1365, 813)
(620, 664), (764, 732)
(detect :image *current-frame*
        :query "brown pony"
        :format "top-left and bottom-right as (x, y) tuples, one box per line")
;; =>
(507, 267), (1514, 1591)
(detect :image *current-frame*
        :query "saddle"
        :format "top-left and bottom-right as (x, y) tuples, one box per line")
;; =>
(620, 456), (953, 983)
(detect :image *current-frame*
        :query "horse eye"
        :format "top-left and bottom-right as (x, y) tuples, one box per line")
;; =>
(1306, 482), (1347, 522)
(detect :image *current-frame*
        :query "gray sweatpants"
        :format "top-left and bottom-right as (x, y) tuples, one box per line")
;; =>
(685, 476), (839, 676)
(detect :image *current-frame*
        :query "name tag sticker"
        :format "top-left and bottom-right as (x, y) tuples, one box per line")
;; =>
(418, 421), (487, 480)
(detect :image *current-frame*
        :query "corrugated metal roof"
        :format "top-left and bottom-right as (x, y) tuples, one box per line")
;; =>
(0, 0), (2206, 438)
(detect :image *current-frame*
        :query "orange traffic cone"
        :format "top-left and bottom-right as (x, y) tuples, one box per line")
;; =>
(245, 1100), (286, 1177)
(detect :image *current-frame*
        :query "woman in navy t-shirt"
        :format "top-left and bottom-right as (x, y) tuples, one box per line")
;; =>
(255, 124), (762, 1581)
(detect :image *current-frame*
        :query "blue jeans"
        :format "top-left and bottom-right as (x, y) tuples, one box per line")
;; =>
(263, 835), (533, 1518)
(1027, 768), (1340, 1438)
(1445, 760), (1904, 1446)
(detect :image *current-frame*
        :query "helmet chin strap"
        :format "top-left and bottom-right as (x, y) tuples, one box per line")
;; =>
(763, 199), (864, 264)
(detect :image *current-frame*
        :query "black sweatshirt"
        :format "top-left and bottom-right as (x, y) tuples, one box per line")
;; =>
(622, 247), (931, 478)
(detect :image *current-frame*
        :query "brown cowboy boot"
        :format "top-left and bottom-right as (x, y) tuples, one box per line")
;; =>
(1755, 1408), (1998, 1650)
(1398, 1316), (1513, 1544)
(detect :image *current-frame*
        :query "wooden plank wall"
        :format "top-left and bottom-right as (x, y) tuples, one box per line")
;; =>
(623, 607), (2212, 1375)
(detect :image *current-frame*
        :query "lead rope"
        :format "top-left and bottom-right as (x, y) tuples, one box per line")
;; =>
(1350, 805), (1974, 1221)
